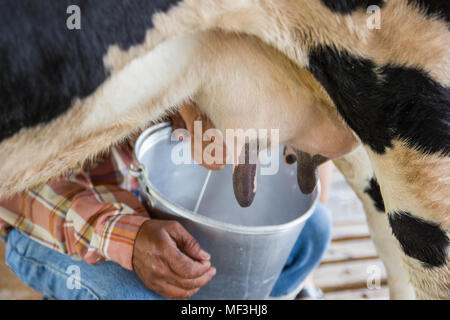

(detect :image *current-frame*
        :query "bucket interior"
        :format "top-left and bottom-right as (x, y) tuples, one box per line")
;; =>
(137, 126), (317, 227)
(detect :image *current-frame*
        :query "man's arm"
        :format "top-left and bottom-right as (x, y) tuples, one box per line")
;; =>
(0, 175), (149, 271)
(0, 131), (216, 299)
(0, 171), (215, 299)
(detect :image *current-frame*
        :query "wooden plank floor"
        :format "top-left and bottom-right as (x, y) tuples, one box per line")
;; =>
(0, 168), (387, 300)
(313, 169), (389, 300)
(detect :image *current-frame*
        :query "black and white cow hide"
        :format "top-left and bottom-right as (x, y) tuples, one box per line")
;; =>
(0, 0), (449, 299)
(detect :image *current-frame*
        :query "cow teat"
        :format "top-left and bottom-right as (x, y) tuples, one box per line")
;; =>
(293, 149), (328, 194)
(232, 142), (259, 208)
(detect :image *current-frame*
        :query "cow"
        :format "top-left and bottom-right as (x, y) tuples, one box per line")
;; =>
(0, 0), (448, 299)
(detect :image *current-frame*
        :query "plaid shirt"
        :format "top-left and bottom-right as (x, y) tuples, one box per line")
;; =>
(0, 142), (150, 271)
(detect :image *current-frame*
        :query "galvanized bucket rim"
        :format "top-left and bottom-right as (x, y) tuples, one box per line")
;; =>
(134, 122), (320, 236)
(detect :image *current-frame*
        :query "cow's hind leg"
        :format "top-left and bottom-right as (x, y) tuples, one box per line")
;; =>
(367, 144), (450, 300)
(334, 146), (416, 299)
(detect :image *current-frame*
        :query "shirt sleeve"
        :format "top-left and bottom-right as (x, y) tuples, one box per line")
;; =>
(0, 174), (150, 271)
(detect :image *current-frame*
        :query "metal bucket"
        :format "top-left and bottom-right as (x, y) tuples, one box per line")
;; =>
(133, 122), (320, 300)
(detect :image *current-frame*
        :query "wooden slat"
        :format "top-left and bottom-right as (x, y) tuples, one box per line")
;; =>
(313, 260), (387, 293)
(322, 239), (379, 265)
(331, 223), (371, 242)
(324, 287), (389, 300)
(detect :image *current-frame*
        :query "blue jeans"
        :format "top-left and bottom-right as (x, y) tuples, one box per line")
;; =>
(1, 204), (331, 300)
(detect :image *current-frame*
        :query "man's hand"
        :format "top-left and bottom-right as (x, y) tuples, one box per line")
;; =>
(172, 101), (227, 171)
(132, 220), (216, 299)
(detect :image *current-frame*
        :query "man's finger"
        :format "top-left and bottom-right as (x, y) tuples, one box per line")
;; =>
(165, 246), (212, 279)
(163, 266), (216, 290)
(153, 279), (201, 300)
(169, 222), (211, 261)
(178, 101), (227, 170)
(171, 111), (187, 131)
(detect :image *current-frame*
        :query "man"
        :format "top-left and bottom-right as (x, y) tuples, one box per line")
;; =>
(0, 103), (332, 300)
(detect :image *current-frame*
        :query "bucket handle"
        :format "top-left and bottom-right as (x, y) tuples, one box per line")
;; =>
(128, 164), (143, 179)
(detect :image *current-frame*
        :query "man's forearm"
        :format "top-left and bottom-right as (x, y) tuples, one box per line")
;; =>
(0, 178), (150, 270)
